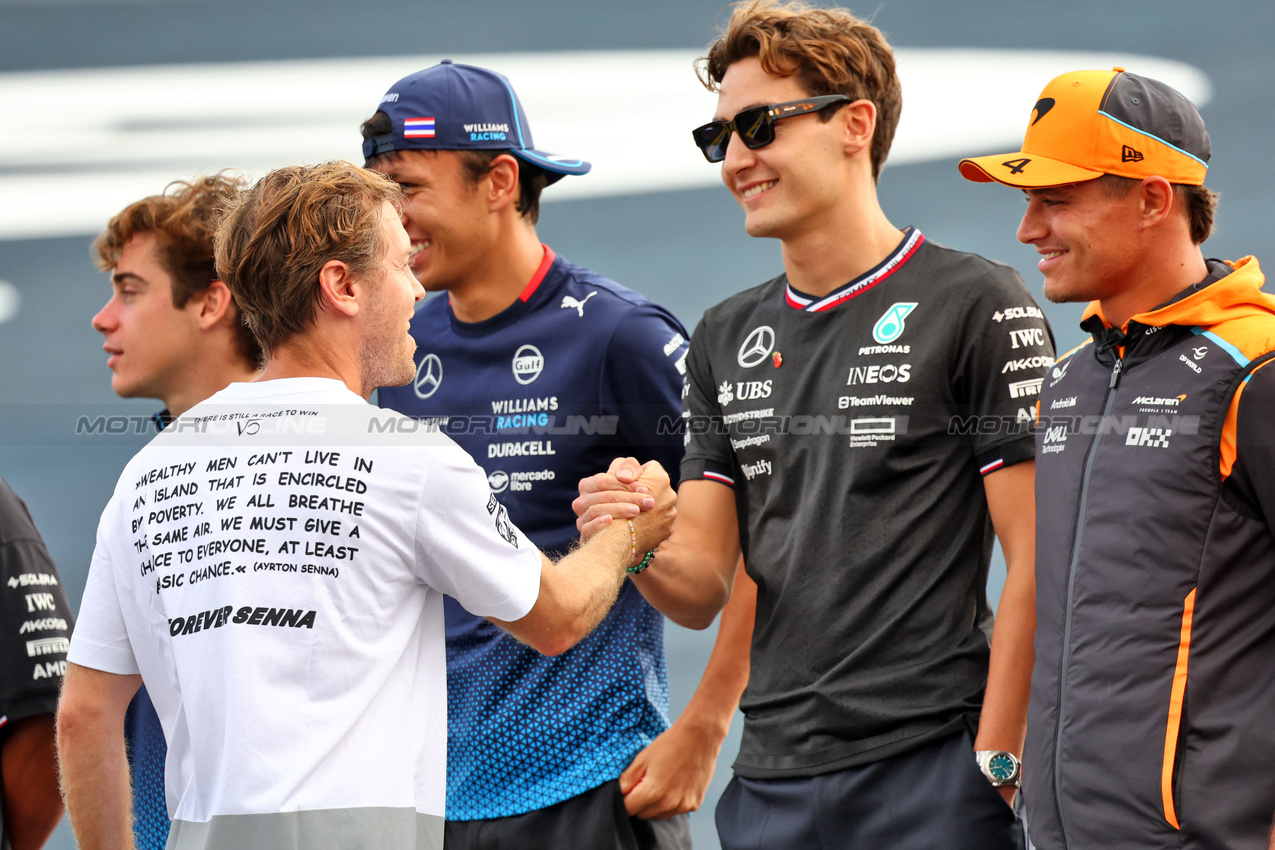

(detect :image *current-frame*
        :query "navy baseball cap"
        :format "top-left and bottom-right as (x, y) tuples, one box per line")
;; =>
(362, 60), (591, 184)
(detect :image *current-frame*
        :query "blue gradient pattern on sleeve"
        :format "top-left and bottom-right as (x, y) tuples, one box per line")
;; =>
(125, 686), (170, 850)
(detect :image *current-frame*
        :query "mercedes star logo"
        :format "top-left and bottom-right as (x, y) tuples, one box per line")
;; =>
(737, 326), (775, 368)
(413, 353), (443, 399)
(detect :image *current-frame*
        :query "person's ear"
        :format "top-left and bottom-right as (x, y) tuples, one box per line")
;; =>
(316, 260), (360, 318)
(840, 99), (877, 159)
(1138, 176), (1175, 230)
(484, 154), (522, 213)
(194, 279), (234, 330)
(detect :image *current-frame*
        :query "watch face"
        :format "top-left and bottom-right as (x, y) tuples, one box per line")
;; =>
(988, 752), (1017, 782)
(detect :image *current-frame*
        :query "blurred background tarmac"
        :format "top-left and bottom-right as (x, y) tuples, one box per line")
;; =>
(2, 1), (1272, 847)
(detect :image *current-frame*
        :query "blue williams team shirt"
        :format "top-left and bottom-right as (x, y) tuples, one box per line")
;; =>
(121, 408), (175, 850)
(379, 246), (689, 820)
(125, 686), (169, 849)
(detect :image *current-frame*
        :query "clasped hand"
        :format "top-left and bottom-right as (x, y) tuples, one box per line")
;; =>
(575, 457), (676, 556)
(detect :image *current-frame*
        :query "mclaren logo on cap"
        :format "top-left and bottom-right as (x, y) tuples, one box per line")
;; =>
(1030, 97), (1056, 126)
(1122, 145), (1144, 162)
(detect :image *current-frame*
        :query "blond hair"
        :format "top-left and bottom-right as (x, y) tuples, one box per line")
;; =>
(214, 162), (402, 358)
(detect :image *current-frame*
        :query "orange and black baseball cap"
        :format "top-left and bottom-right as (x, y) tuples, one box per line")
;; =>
(959, 67), (1209, 188)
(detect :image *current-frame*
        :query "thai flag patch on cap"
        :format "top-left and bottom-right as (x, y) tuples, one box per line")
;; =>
(404, 117), (436, 138)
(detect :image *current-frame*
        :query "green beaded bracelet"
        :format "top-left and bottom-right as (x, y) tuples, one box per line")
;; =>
(627, 550), (656, 575)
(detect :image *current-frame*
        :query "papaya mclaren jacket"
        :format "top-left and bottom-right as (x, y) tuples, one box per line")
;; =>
(1027, 256), (1275, 850)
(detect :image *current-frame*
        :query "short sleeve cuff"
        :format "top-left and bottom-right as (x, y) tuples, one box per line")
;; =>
(66, 634), (141, 676)
(679, 457), (736, 488)
(460, 547), (543, 623)
(975, 437), (1036, 476)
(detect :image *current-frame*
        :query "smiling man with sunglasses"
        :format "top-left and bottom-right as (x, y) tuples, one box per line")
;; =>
(577, 1), (1052, 846)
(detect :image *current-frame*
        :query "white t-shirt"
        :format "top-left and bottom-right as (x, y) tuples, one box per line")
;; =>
(68, 378), (541, 847)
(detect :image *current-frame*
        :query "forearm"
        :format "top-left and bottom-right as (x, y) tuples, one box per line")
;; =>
(618, 563), (754, 819)
(57, 721), (135, 849)
(56, 665), (138, 850)
(631, 533), (738, 630)
(2, 714), (64, 850)
(631, 480), (741, 629)
(574, 474), (736, 628)
(676, 562), (754, 735)
(550, 520), (632, 639)
(974, 553), (1035, 756)
(60, 736), (134, 850)
(496, 520), (631, 656)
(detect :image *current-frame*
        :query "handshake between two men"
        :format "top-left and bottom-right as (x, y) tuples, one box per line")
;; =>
(575, 458), (676, 546)
(494, 459), (680, 658)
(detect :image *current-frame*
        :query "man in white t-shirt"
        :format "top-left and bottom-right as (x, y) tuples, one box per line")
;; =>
(55, 161), (676, 850)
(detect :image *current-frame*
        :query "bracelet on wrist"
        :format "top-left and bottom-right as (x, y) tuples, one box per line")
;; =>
(625, 519), (638, 564)
(624, 518), (654, 574)
(628, 550), (655, 575)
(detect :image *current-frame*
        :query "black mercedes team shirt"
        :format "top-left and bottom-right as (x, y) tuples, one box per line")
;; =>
(0, 477), (73, 721)
(0, 476), (74, 847)
(681, 229), (1054, 777)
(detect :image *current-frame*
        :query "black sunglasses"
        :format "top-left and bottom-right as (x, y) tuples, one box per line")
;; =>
(691, 95), (851, 163)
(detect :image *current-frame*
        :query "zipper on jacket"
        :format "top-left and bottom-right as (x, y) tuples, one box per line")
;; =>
(1052, 355), (1122, 847)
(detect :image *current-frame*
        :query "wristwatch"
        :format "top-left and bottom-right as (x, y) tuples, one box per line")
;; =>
(975, 750), (1021, 788)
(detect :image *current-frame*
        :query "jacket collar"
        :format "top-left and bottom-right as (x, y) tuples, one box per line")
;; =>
(1081, 257), (1272, 366)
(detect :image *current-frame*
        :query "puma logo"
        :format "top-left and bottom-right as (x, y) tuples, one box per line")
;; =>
(561, 292), (597, 317)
